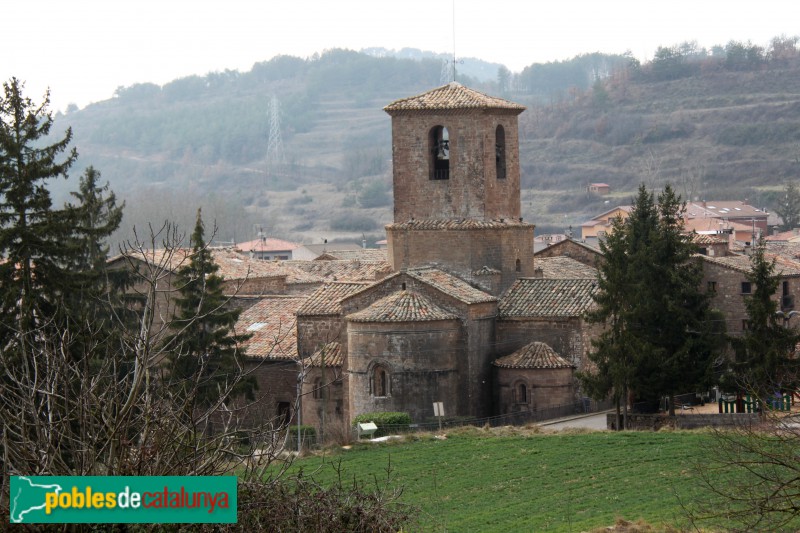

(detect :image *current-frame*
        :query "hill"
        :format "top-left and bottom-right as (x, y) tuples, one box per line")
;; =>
(49, 40), (800, 243)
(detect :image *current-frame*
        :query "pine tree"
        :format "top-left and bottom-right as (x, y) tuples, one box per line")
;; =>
(162, 209), (255, 409)
(582, 184), (724, 417)
(727, 240), (800, 400)
(0, 77), (78, 350)
(63, 166), (128, 360)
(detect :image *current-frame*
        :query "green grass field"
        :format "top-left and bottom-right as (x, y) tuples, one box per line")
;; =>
(287, 428), (718, 532)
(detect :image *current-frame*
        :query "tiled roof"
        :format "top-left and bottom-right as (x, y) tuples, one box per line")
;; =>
(494, 342), (574, 369)
(285, 259), (392, 282)
(236, 296), (306, 360)
(692, 233), (728, 245)
(212, 250), (322, 284)
(533, 238), (602, 257)
(686, 201), (766, 219)
(296, 282), (372, 316)
(499, 278), (597, 318)
(315, 249), (388, 262)
(306, 342), (343, 367)
(235, 237), (301, 252)
(387, 219), (531, 230)
(384, 82), (526, 114)
(117, 248), (323, 285)
(699, 253), (800, 277)
(347, 290), (458, 323)
(406, 267), (497, 304)
(534, 257), (597, 279)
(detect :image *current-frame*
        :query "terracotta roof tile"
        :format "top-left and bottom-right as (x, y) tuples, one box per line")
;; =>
(314, 249), (388, 261)
(499, 278), (597, 318)
(306, 342), (343, 367)
(285, 259), (391, 282)
(236, 296), (306, 360)
(494, 342), (574, 369)
(691, 233), (728, 245)
(406, 267), (496, 304)
(296, 282), (372, 316)
(347, 290), (458, 323)
(534, 257), (597, 279)
(384, 82), (526, 114)
(699, 253), (800, 277)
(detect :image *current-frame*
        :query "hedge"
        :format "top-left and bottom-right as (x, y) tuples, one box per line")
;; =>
(352, 412), (411, 437)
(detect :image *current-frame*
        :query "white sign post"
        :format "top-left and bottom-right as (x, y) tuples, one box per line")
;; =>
(433, 402), (445, 432)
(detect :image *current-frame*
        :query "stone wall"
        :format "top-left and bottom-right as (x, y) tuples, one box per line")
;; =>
(533, 240), (601, 269)
(387, 224), (535, 295)
(301, 366), (347, 442)
(495, 367), (575, 415)
(390, 111), (521, 222)
(242, 360), (300, 427)
(497, 318), (591, 372)
(296, 316), (345, 359)
(347, 319), (461, 423)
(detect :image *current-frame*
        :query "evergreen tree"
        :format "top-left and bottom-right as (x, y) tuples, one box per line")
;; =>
(0, 77), (77, 349)
(63, 166), (128, 359)
(580, 214), (636, 428)
(162, 209), (255, 408)
(727, 240), (800, 400)
(582, 184), (723, 417)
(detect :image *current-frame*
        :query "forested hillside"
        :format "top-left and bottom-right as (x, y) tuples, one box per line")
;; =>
(51, 38), (800, 243)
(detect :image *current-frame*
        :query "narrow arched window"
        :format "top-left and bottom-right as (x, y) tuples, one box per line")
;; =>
(430, 126), (450, 180)
(495, 125), (506, 180)
(371, 365), (390, 397)
(515, 258), (521, 272)
(312, 378), (322, 400)
(518, 383), (527, 404)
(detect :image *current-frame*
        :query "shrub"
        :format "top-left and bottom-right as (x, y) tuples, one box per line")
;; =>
(288, 424), (317, 448)
(353, 412), (411, 437)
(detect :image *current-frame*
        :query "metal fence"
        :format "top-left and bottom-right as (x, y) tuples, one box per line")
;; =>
(355, 398), (615, 437)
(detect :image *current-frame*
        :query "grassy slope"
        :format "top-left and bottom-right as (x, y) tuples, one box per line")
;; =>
(289, 429), (716, 532)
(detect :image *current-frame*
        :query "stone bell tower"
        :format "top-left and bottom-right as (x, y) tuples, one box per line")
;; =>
(383, 82), (535, 294)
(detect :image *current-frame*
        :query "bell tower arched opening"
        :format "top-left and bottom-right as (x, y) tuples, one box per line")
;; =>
(430, 126), (450, 180)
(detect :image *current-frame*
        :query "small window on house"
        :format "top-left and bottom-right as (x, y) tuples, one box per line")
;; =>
(783, 280), (789, 296)
(741, 281), (752, 294)
(517, 383), (527, 404)
(495, 125), (506, 180)
(430, 126), (450, 180)
(371, 365), (390, 397)
(742, 319), (750, 331)
(707, 281), (717, 293)
(312, 378), (322, 400)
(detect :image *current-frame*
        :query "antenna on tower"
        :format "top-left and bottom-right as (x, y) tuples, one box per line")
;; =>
(265, 94), (286, 185)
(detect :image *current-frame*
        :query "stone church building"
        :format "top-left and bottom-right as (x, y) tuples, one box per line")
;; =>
(273, 82), (601, 434)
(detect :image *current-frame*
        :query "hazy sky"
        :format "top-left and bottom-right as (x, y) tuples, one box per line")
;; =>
(5, 0), (798, 111)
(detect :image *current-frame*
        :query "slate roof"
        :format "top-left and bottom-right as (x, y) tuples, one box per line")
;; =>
(387, 219), (531, 230)
(296, 282), (372, 316)
(499, 278), (597, 318)
(306, 342), (343, 367)
(236, 296), (307, 360)
(384, 82), (526, 114)
(405, 267), (497, 304)
(534, 257), (598, 279)
(494, 342), (574, 369)
(285, 259), (392, 282)
(347, 290), (458, 323)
